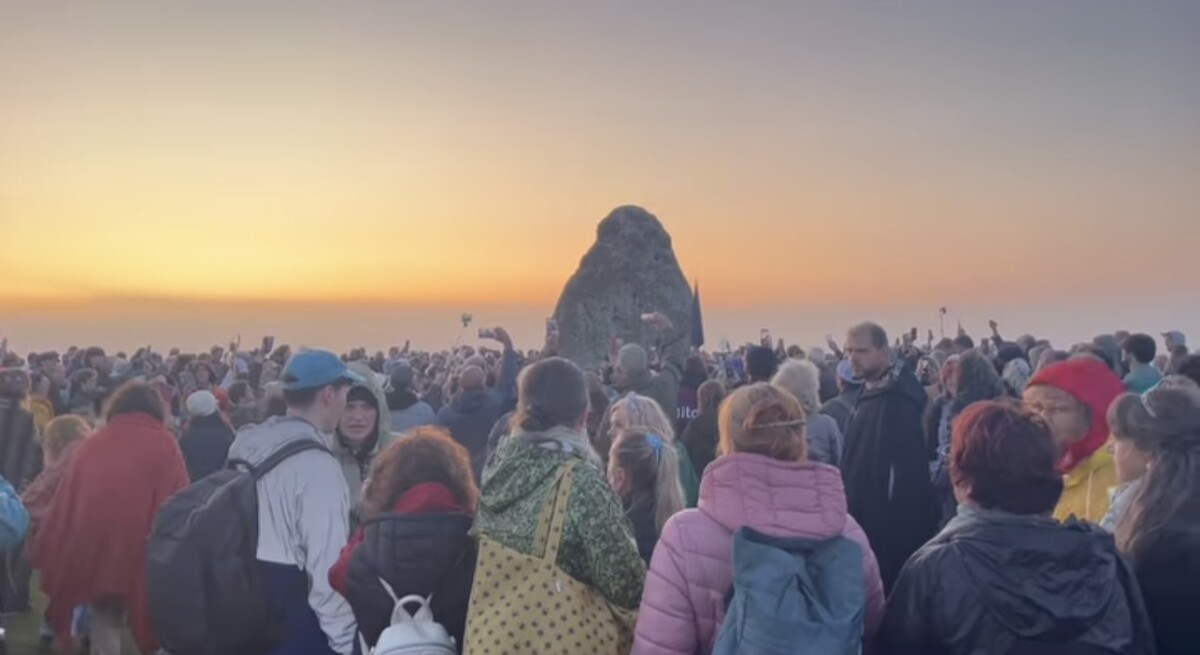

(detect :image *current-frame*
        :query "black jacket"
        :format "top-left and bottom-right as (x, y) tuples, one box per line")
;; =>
(841, 369), (937, 591)
(0, 398), (41, 491)
(178, 414), (235, 483)
(345, 512), (476, 653)
(1131, 516), (1200, 655)
(437, 389), (506, 483)
(680, 408), (720, 478)
(879, 508), (1156, 655)
(625, 494), (659, 565)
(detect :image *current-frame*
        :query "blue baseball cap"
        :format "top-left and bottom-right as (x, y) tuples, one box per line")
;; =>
(281, 349), (364, 391)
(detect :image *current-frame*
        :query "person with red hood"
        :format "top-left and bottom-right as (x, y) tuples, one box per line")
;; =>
(32, 382), (189, 655)
(330, 426), (477, 653)
(1023, 358), (1126, 523)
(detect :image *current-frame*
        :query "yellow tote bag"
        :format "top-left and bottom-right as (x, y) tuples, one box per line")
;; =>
(464, 460), (637, 655)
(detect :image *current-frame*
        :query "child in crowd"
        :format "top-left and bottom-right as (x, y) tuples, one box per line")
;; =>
(608, 428), (686, 564)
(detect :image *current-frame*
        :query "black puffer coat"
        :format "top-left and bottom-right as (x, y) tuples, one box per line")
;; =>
(345, 512), (475, 653)
(879, 507), (1156, 655)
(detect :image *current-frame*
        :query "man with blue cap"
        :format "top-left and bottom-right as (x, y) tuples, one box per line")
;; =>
(227, 349), (363, 655)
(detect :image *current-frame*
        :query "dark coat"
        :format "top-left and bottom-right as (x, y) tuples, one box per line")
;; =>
(0, 398), (41, 491)
(626, 494), (659, 565)
(680, 408), (720, 478)
(1131, 518), (1200, 655)
(345, 512), (475, 653)
(879, 508), (1156, 655)
(819, 389), (858, 438)
(437, 389), (506, 483)
(179, 413), (235, 483)
(841, 370), (937, 591)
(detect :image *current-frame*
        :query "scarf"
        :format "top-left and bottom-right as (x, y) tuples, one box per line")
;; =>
(511, 425), (604, 469)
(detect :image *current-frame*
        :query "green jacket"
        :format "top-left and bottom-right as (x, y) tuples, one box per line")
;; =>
(473, 438), (646, 610)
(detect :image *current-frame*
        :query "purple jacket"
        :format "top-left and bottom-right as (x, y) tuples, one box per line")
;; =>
(632, 453), (885, 655)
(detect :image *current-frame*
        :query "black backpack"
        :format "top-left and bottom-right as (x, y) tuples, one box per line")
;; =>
(147, 439), (332, 655)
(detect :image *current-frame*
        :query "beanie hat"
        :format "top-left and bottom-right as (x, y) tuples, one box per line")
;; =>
(347, 384), (379, 409)
(185, 390), (219, 418)
(1027, 359), (1124, 473)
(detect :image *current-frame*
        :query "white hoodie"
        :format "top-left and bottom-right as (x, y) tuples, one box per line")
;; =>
(228, 415), (355, 655)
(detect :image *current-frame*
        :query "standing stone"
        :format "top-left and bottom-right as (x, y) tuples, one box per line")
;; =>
(550, 206), (692, 370)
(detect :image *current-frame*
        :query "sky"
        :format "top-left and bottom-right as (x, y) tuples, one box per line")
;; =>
(1, 1), (1198, 352)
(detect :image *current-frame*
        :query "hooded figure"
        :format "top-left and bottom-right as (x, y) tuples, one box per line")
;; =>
(385, 361), (436, 433)
(335, 362), (396, 506)
(1024, 360), (1125, 523)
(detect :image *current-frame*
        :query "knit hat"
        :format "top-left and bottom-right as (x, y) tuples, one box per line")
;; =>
(1027, 359), (1124, 473)
(347, 384), (379, 409)
(185, 390), (219, 418)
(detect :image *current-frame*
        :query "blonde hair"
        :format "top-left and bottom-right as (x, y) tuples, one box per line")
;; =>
(40, 415), (90, 462)
(611, 429), (685, 532)
(718, 383), (807, 461)
(771, 360), (821, 414)
(608, 393), (675, 441)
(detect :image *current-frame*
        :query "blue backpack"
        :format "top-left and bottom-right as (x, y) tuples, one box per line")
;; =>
(713, 527), (865, 655)
(0, 475), (30, 550)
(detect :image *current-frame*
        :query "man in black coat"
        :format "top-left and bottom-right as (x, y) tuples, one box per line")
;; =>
(436, 330), (518, 483)
(840, 322), (937, 592)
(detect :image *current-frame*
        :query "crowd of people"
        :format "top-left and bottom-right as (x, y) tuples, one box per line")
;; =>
(0, 316), (1197, 655)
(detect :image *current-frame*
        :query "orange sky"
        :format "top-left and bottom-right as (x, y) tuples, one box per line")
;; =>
(2, 2), (1198, 314)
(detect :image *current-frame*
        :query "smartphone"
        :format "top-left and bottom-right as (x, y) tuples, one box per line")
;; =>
(478, 328), (497, 340)
(760, 328), (772, 347)
(262, 335), (275, 354)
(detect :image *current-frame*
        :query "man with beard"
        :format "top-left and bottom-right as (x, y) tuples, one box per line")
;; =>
(841, 322), (937, 593)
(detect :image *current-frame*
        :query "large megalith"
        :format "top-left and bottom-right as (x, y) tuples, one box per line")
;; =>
(550, 206), (692, 370)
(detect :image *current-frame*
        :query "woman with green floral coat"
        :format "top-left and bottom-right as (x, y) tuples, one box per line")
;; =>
(473, 357), (646, 610)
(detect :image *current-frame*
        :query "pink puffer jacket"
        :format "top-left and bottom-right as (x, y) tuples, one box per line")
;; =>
(632, 453), (886, 655)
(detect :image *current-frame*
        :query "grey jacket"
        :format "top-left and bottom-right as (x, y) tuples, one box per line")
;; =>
(805, 412), (844, 467)
(227, 416), (355, 655)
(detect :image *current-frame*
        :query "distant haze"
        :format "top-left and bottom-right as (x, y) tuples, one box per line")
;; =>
(3, 297), (1195, 357)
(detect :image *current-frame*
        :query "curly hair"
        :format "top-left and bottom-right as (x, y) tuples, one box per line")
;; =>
(359, 427), (479, 521)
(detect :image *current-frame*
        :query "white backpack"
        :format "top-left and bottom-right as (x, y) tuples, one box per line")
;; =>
(359, 578), (457, 655)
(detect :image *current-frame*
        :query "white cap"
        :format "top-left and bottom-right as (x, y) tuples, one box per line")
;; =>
(186, 390), (218, 417)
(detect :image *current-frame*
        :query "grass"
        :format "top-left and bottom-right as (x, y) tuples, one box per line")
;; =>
(4, 574), (137, 655)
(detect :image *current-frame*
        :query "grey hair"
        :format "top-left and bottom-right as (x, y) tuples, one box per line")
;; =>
(617, 344), (648, 374)
(771, 359), (821, 415)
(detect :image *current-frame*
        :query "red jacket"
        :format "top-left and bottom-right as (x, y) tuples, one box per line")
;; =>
(32, 413), (189, 653)
(330, 482), (468, 595)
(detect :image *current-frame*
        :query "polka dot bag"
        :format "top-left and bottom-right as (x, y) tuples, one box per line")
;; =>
(464, 461), (637, 655)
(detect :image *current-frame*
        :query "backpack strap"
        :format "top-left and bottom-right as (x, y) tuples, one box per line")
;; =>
(228, 439), (333, 480)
